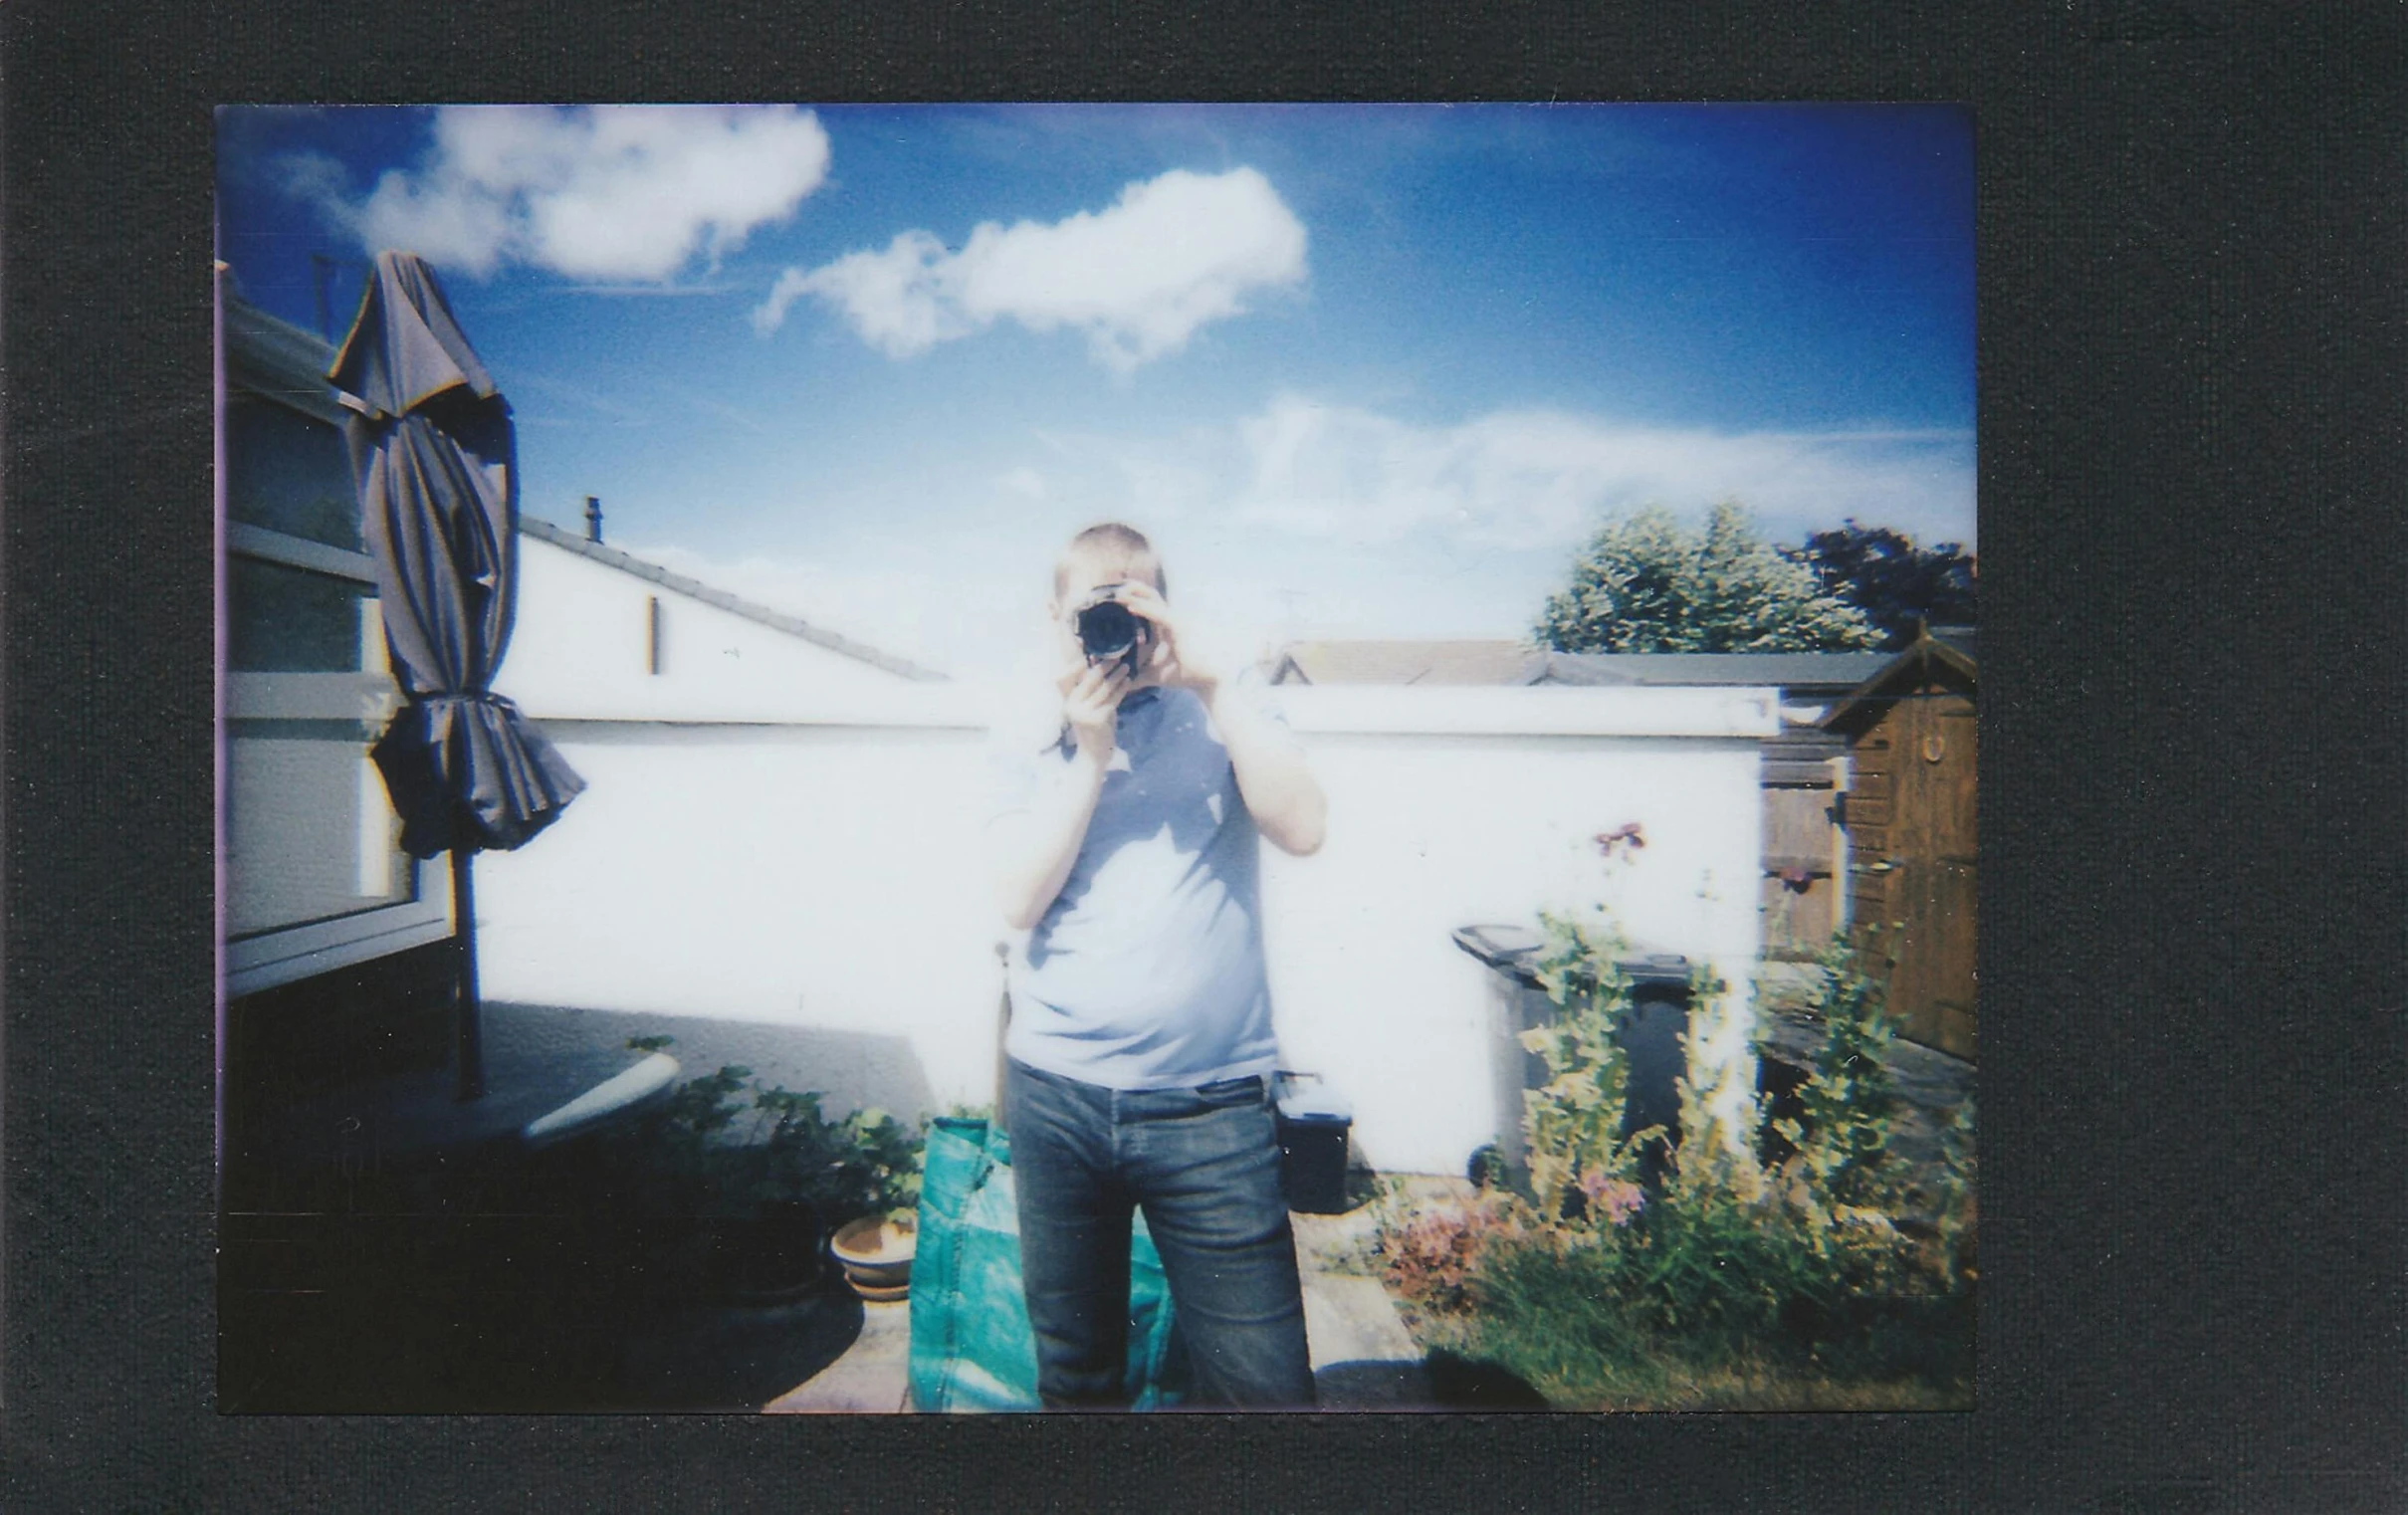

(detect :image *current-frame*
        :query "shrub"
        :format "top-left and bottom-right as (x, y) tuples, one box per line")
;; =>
(1394, 919), (1974, 1406)
(1380, 1200), (1520, 1317)
(1769, 933), (1903, 1212)
(1516, 913), (1662, 1225)
(1926, 1095), (1979, 1293)
(602, 1040), (924, 1224)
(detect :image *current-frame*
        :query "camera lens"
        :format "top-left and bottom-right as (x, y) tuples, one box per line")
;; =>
(1076, 599), (1139, 660)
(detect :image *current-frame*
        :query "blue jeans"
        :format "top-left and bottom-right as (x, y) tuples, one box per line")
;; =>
(1005, 1058), (1316, 1409)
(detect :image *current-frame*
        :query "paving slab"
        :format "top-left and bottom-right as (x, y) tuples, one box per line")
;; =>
(763, 1299), (911, 1412)
(1303, 1271), (1434, 1408)
(763, 1200), (1445, 1412)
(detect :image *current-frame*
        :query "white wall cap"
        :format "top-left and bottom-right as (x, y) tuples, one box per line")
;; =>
(512, 680), (993, 730)
(516, 680), (1780, 739)
(1277, 684), (1781, 740)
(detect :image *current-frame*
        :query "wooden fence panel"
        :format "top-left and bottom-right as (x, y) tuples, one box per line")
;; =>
(1760, 753), (1846, 961)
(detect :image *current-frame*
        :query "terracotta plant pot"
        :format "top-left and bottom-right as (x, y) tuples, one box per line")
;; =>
(829, 1213), (917, 1300)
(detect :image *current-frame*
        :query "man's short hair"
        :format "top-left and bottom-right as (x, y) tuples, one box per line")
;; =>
(1054, 522), (1168, 599)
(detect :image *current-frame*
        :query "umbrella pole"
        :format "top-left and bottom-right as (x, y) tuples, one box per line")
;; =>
(452, 848), (485, 1101)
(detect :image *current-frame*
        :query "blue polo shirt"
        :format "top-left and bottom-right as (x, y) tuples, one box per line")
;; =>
(988, 673), (1290, 1090)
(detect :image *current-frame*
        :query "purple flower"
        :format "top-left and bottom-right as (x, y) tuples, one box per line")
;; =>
(1579, 1170), (1644, 1225)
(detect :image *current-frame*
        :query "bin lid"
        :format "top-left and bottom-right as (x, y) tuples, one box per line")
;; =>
(1617, 953), (1692, 987)
(1275, 1079), (1353, 1124)
(1454, 927), (1691, 991)
(1451, 924), (1547, 984)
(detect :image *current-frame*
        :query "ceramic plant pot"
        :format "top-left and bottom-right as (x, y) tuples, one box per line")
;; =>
(828, 1213), (917, 1300)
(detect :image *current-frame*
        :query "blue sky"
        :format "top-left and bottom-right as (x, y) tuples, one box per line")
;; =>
(218, 104), (1974, 679)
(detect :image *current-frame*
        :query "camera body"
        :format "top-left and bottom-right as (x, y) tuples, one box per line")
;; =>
(1073, 585), (1149, 675)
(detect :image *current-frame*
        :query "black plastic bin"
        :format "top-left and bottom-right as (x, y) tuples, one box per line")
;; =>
(1616, 955), (1693, 1189)
(1452, 926), (1693, 1191)
(1273, 1076), (1354, 1214)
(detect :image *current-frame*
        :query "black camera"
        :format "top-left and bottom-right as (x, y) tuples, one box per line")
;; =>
(1074, 589), (1146, 673)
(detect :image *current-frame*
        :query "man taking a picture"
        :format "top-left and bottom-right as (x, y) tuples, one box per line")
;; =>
(985, 522), (1326, 1409)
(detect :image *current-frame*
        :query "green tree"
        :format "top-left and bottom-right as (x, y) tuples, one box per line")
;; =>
(1790, 520), (1978, 650)
(1535, 502), (1880, 654)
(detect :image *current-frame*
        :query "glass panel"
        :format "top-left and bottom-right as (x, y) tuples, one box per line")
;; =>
(223, 724), (417, 939)
(223, 393), (360, 550)
(227, 556), (379, 673)
(224, 539), (413, 941)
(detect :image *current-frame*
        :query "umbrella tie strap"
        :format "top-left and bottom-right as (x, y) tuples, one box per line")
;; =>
(411, 690), (524, 716)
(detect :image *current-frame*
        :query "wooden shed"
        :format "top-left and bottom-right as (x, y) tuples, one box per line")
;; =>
(1821, 628), (1978, 1061)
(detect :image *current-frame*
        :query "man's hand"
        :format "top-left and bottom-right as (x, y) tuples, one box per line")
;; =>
(1113, 581), (1221, 696)
(1059, 655), (1135, 761)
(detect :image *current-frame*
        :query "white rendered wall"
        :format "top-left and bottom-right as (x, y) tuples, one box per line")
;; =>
(476, 662), (1772, 1176)
(472, 721), (1008, 1119)
(1260, 721), (1768, 1176)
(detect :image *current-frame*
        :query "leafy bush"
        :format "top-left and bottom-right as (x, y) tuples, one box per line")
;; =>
(1517, 913), (1660, 1224)
(1382, 922), (1975, 1407)
(1926, 1095), (1979, 1293)
(1518, 916), (1773, 1221)
(604, 1040), (923, 1225)
(1768, 933), (1902, 1211)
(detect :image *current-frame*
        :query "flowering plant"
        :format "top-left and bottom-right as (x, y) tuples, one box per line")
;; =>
(1516, 912), (1663, 1226)
(1380, 1200), (1521, 1317)
(1578, 1171), (1645, 1227)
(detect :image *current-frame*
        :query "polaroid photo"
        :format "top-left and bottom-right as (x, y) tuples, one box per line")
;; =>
(214, 103), (1975, 1413)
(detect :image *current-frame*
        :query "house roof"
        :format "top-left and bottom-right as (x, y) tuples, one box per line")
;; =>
(1263, 639), (1891, 697)
(1818, 626), (1979, 737)
(517, 516), (949, 683)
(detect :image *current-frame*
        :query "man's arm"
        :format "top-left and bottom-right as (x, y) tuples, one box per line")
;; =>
(1115, 581), (1325, 857)
(1201, 675), (1326, 857)
(986, 659), (1130, 930)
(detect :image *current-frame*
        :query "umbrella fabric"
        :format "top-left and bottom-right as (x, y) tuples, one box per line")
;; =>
(332, 251), (584, 859)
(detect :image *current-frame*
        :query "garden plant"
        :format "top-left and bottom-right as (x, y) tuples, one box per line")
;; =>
(1378, 918), (1977, 1409)
(586, 1039), (926, 1298)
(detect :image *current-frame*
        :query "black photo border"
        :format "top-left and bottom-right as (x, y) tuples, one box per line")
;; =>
(5, 1), (2401, 1510)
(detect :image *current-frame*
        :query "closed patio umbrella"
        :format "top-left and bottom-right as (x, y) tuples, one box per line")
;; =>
(331, 250), (586, 1099)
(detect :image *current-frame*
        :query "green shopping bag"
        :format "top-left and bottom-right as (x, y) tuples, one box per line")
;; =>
(906, 1117), (1187, 1411)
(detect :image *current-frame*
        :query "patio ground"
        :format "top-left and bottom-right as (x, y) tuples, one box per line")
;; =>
(766, 1184), (1460, 1412)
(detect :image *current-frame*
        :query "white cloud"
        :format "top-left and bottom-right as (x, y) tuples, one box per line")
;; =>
(296, 106), (831, 281)
(754, 167), (1308, 372)
(752, 233), (967, 346)
(1229, 396), (1978, 550)
(274, 148), (350, 206)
